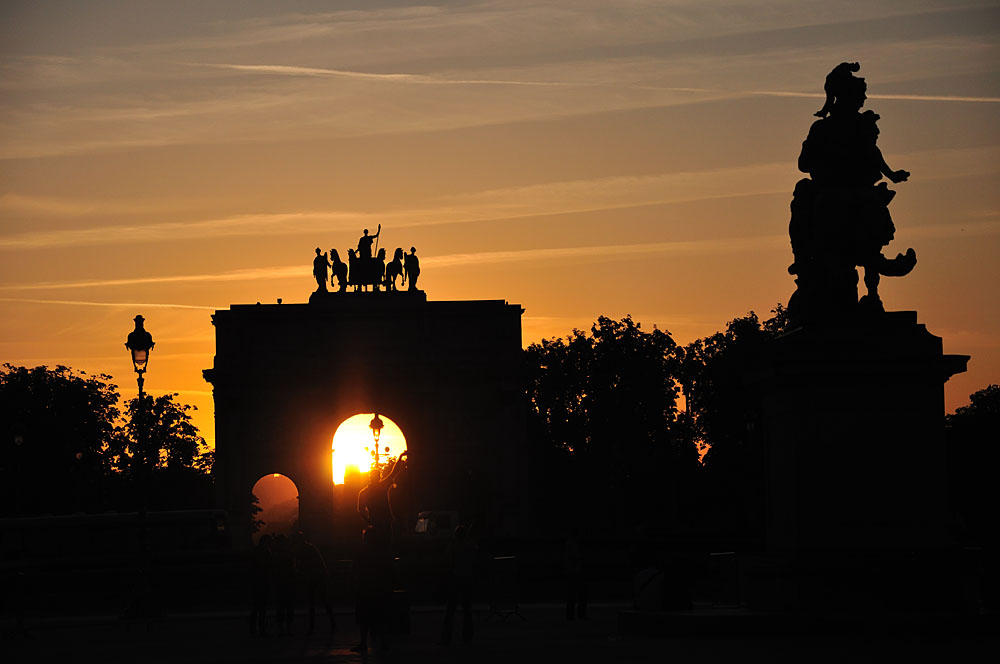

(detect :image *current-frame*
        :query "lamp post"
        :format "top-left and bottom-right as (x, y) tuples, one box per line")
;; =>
(368, 413), (386, 475)
(125, 315), (154, 514)
(125, 315), (155, 399)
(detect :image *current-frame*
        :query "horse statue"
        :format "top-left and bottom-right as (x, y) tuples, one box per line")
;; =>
(385, 248), (404, 291)
(330, 248), (348, 292)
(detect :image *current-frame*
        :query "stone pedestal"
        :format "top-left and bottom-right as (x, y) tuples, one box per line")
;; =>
(741, 312), (968, 612)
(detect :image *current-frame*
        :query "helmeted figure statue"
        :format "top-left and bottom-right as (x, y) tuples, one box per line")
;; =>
(787, 63), (916, 324)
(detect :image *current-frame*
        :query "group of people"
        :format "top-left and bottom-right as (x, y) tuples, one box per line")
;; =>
(352, 450), (480, 650)
(249, 532), (335, 637)
(312, 225), (421, 294)
(247, 455), (592, 652)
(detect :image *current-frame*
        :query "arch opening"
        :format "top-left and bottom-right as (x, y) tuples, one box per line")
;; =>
(251, 473), (299, 543)
(331, 413), (407, 485)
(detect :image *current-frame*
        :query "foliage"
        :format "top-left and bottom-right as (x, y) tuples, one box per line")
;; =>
(250, 492), (264, 534)
(946, 384), (1000, 544)
(117, 393), (212, 475)
(1, 364), (121, 513)
(679, 304), (789, 468)
(526, 315), (686, 463)
(0, 364), (212, 515)
(525, 316), (694, 532)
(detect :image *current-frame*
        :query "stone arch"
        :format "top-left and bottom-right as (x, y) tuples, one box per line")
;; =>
(331, 412), (409, 485)
(250, 473), (299, 543)
(206, 296), (527, 550)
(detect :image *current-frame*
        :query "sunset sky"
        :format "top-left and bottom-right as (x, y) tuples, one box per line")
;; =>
(2, 1), (997, 448)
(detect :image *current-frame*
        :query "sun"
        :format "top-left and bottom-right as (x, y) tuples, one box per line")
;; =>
(331, 413), (407, 484)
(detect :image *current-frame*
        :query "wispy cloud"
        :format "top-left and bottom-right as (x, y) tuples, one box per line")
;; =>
(0, 297), (218, 310)
(4, 144), (994, 251)
(193, 62), (581, 88)
(744, 90), (1000, 103)
(0, 235), (786, 292)
(4, 215), (995, 294)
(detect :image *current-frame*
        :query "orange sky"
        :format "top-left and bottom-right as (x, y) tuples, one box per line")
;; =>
(2, 1), (998, 449)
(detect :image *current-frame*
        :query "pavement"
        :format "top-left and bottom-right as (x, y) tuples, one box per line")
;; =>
(2, 602), (996, 663)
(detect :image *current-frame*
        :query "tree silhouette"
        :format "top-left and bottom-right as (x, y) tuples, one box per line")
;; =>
(947, 384), (1000, 548)
(677, 305), (789, 539)
(0, 364), (212, 514)
(117, 393), (211, 475)
(679, 305), (789, 468)
(525, 316), (694, 533)
(0, 364), (121, 514)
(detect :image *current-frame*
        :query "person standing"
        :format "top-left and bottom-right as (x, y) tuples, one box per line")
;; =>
(294, 532), (336, 634)
(312, 248), (330, 292)
(440, 525), (478, 645)
(403, 247), (420, 291)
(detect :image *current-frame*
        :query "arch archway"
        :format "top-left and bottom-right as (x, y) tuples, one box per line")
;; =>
(331, 413), (408, 484)
(251, 473), (299, 543)
(206, 296), (527, 549)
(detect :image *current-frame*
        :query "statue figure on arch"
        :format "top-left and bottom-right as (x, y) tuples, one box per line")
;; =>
(403, 247), (420, 291)
(358, 224), (381, 260)
(312, 247), (330, 293)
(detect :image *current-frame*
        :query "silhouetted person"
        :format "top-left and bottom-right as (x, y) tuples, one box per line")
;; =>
(249, 534), (273, 635)
(293, 532), (336, 634)
(352, 528), (391, 654)
(358, 225), (381, 259)
(440, 525), (478, 645)
(312, 248), (330, 293)
(357, 451), (408, 552)
(330, 249), (348, 292)
(272, 534), (296, 635)
(403, 247), (420, 291)
(564, 530), (588, 620)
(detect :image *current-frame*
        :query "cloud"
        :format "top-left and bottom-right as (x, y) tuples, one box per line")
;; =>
(743, 90), (1000, 104)
(192, 62), (580, 87)
(2, 145), (995, 251)
(0, 234), (786, 293)
(0, 297), (218, 310)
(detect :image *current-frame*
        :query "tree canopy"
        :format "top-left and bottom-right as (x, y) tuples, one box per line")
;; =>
(0, 364), (212, 515)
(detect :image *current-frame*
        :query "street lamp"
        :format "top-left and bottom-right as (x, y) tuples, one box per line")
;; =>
(124, 315), (155, 397)
(125, 315), (154, 518)
(368, 413), (385, 472)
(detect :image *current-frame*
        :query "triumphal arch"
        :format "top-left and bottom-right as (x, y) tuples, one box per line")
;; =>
(204, 248), (525, 548)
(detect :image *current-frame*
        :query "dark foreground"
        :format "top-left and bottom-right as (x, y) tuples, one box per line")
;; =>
(3, 602), (995, 664)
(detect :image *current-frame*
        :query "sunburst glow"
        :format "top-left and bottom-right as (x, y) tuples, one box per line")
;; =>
(331, 413), (407, 484)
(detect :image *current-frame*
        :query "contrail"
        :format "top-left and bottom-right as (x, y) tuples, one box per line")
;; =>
(745, 90), (1000, 103)
(194, 62), (578, 87)
(0, 297), (219, 310)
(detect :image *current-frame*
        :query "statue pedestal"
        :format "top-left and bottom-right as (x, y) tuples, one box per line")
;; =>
(742, 312), (968, 613)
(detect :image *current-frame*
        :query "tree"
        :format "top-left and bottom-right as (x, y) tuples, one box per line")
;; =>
(946, 384), (1000, 546)
(118, 393), (211, 475)
(117, 393), (214, 510)
(675, 305), (789, 540)
(0, 364), (213, 515)
(525, 316), (693, 532)
(0, 364), (121, 514)
(679, 304), (789, 468)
